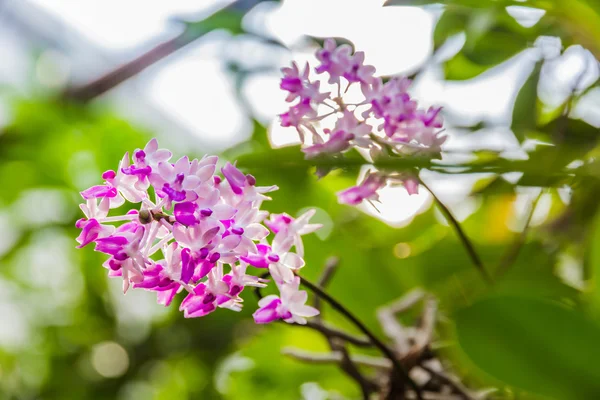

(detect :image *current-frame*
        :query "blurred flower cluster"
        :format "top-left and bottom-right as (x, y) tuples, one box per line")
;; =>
(280, 39), (446, 205)
(76, 139), (321, 324)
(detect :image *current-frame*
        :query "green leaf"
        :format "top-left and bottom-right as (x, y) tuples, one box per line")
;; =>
(433, 8), (469, 48)
(587, 209), (600, 314)
(184, 9), (245, 37)
(444, 52), (489, 80)
(455, 295), (600, 399)
(464, 29), (527, 65)
(471, 175), (515, 196)
(383, 0), (438, 5)
(511, 63), (542, 142)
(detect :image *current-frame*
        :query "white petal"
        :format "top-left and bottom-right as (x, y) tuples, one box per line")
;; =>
(297, 223), (323, 235)
(294, 305), (320, 318)
(273, 232), (294, 254)
(145, 138), (158, 153)
(183, 175), (201, 190)
(172, 224), (189, 246)
(244, 224), (269, 240)
(282, 252), (305, 270)
(212, 204), (236, 219)
(220, 234), (242, 251)
(258, 294), (279, 307)
(196, 164), (216, 183)
(174, 156), (190, 174)
(158, 161), (175, 181)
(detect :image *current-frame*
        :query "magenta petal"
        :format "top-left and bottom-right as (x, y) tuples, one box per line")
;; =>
(253, 299), (282, 324)
(221, 162), (246, 195)
(337, 186), (363, 205)
(75, 219), (101, 248)
(94, 236), (128, 255)
(80, 185), (117, 199)
(162, 184), (186, 202)
(404, 178), (419, 195)
(174, 202), (198, 225)
(157, 285), (179, 306)
(185, 302), (216, 318)
(180, 248), (195, 284)
(197, 260), (215, 279)
(240, 254), (269, 268)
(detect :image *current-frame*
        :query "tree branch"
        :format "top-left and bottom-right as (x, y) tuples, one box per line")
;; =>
(418, 364), (475, 400)
(62, 1), (255, 102)
(298, 274), (423, 400)
(313, 256), (339, 311)
(378, 289), (425, 355)
(282, 347), (392, 369)
(253, 272), (373, 347)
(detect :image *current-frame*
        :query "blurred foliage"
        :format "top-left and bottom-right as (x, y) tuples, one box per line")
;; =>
(1, 0), (600, 400)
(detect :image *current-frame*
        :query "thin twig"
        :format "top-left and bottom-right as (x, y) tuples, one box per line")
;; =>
(377, 289), (425, 355)
(253, 276), (372, 347)
(330, 337), (379, 399)
(495, 190), (543, 278)
(419, 364), (475, 400)
(314, 256), (340, 310)
(402, 297), (438, 369)
(282, 347), (392, 369)
(298, 275), (423, 400)
(405, 393), (465, 400)
(304, 321), (373, 347)
(63, 1), (249, 102)
(420, 180), (493, 285)
(310, 257), (377, 398)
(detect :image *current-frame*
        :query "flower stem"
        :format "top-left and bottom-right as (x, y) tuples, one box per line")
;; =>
(495, 189), (543, 278)
(298, 274), (423, 400)
(420, 180), (493, 285)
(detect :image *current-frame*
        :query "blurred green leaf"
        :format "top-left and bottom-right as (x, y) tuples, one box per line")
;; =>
(444, 53), (489, 80)
(433, 8), (469, 48)
(471, 175), (515, 196)
(183, 7), (246, 38)
(465, 29), (527, 65)
(455, 295), (600, 399)
(511, 63), (542, 142)
(587, 208), (600, 314)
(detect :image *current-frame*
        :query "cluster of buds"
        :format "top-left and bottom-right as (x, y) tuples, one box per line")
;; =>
(279, 39), (446, 205)
(76, 139), (321, 324)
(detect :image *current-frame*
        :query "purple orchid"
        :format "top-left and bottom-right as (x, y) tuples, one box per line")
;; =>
(337, 173), (386, 205)
(253, 277), (319, 325)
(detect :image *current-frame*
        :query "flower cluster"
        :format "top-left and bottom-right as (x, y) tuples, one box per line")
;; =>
(279, 39), (446, 205)
(76, 139), (321, 324)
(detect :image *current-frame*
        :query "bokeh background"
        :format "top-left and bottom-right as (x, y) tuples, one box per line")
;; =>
(2, 0), (600, 399)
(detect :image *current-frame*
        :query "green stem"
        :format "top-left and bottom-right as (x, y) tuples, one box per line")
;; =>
(420, 180), (493, 285)
(495, 190), (543, 278)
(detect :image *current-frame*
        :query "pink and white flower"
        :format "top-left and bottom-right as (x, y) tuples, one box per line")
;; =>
(76, 138), (321, 323)
(253, 277), (319, 325)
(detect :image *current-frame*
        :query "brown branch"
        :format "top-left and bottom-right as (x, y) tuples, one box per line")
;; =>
(312, 257), (378, 398)
(299, 275), (423, 400)
(313, 256), (339, 311)
(282, 347), (391, 369)
(330, 337), (379, 399)
(418, 365), (475, 400)
(63, 32), (194, 102)
(303, 320), (373, 348)
(62, 1), (249, 102)
(377, 289), (425, 355)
